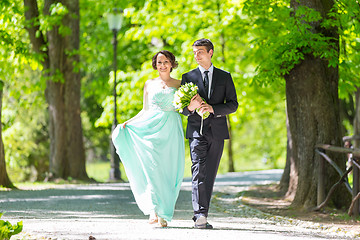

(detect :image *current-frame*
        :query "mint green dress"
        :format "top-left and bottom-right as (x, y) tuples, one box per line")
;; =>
(112, 87), (185, 222)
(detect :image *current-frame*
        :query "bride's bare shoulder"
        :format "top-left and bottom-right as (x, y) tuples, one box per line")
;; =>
(144, 78), (158, 87)
(172, 79), (181, 89)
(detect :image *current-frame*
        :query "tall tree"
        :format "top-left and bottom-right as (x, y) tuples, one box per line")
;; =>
(0, 0), (37, 185)
(285, 0), (350, 208)
(0, 81), (14, 188)
(24, 0), (88, 180)
(243, 0), (355, 208)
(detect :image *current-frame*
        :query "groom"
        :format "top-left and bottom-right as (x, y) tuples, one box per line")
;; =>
(181, 38), (238, 229)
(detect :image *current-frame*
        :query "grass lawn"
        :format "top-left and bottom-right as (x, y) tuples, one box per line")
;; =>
(86, 158), (194, 183)
(86, 161), (127, 182)
(6, 151), (282, 187)
(86, 152), (281, 183)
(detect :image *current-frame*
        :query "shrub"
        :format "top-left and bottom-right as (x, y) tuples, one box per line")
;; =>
(0, 213), (23, 240)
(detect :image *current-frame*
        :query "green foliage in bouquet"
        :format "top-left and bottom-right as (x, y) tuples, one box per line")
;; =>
(0, 213), (23, 240)
(173, 82), (210, 119)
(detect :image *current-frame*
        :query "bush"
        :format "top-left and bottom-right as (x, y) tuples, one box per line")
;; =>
(0, 213), (22, 240)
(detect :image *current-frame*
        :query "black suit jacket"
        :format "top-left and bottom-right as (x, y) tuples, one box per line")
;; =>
(181, 67), (238, 139)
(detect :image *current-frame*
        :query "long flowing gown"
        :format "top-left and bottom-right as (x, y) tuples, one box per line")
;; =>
(112, 87), (185, 222)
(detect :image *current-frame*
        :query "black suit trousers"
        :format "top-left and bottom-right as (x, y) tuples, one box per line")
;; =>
(189, 128), (224, 221)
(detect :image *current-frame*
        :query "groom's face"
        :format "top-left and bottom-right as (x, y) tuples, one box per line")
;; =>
(193, 46), (213, 68)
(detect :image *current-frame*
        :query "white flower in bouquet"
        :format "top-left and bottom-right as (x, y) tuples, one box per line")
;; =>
(173, 82), (210, 119)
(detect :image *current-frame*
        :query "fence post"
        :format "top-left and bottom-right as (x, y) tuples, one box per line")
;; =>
(352, 87), (360, 216)
(352, 154), (360, 217)
(318, 153), (325, 206)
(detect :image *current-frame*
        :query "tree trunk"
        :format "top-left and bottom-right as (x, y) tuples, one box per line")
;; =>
(0, 81), (14, 188)
(24, 0), (88, 180)
(62, 1), (87, 179)
(285, 0), (351, 209)
(279, 110), (292, 194)
(286, 54), (350, 208)
(227, 117), (235, 172)
(351, 88), (360, 215)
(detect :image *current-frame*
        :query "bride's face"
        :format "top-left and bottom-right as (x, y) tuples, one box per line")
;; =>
(156, 54), (172, 74)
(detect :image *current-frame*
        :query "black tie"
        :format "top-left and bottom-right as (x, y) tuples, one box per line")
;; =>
(204, 71), (209, 97)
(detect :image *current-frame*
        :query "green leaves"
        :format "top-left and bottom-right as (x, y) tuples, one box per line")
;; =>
(336, 0), (360, 98)
(40, 2), (71, 36)
(245, 3), (339, 84)
(0, 213), (23, 240)
(50, 2), (68, 16)
(3, 0), (359, 180)
(244, 0), (360, 97)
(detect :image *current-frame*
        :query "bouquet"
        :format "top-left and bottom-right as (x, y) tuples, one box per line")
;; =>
(173, 82), (210, 119)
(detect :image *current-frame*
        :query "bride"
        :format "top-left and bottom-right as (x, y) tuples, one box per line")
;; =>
(112, 50), (185, 227)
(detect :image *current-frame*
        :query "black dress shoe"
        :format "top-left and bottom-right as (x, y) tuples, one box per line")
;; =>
(194, 222), (213, 229)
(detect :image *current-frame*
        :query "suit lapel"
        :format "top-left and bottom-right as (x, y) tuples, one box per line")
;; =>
(192, 68), (207, 100)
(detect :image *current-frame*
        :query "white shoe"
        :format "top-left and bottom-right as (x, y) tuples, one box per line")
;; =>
(195, 216), (207, 225)
(194, 216), (213, 229)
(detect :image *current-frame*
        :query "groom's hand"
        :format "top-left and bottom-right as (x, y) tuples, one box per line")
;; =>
(198, 102), (214, 114)
(188, 94), (203, 112)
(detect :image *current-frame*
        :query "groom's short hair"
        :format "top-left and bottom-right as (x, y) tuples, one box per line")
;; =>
(192, 39), (214, 53)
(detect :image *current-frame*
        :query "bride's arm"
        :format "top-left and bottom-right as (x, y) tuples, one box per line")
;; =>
(123, 81), (149, 127)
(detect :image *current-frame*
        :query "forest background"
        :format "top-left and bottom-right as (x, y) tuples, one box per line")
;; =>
(1, 0), (359, 210)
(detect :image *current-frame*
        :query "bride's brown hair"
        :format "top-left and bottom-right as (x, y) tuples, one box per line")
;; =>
(152, 50), (178, 72)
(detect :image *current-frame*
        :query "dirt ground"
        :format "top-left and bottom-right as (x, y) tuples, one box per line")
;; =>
(242, 184), (360, 234)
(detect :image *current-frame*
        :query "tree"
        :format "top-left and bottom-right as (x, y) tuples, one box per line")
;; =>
(0, 0), (35, 185)
(243, 0), (356, 208)
(24, 0), (88, 180)
(0, 81), (14, 188)
(285, 0), (353, 208)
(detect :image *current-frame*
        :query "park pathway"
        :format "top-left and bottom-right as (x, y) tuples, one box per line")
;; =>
(1, 169), (358, 240)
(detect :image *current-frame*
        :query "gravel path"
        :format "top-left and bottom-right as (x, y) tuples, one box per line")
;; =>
(1, 170), (359, 240)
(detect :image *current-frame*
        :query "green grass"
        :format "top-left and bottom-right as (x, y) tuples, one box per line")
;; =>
(86, 161), (128, 182)
(86, 157), (193, 183)
(7, 143), (283, 188)
(85, 147), (283, 184)
(86, 145), (194, 183)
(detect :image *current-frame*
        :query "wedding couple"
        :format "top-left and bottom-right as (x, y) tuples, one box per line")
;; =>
(112, 38), (238, 228)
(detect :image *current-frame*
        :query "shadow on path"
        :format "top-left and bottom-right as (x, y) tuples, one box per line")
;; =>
(1, 182), (194, 221)
(0, 170), (283, 220)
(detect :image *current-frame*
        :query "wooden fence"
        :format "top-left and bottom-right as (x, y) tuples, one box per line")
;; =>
(315, 141), (360, 216)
